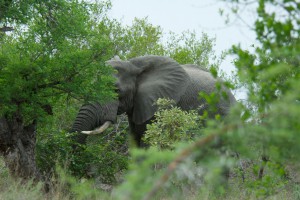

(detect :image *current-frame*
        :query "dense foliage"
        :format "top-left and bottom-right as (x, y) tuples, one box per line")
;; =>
(0, 0), (122, 182)
(143, 98), (202, 150)
(34, 9), (218, 183)
(0, 1), (116, 118)
(113, 0), (300, 199)
(0, 0), (299, 199)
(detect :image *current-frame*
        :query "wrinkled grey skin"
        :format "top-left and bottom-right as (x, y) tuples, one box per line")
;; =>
(71, 55), (236, 147)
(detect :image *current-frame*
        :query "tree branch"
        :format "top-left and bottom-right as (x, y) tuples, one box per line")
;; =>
(51, 86), (82, 101)
(0, 26), (14, 32)
(37, 81), (61, 90)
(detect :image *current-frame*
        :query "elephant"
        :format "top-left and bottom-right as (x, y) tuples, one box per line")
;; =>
(71, 55), (236, 147)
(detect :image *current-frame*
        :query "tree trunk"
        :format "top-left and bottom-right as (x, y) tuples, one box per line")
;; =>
(0, 112), (40, 181)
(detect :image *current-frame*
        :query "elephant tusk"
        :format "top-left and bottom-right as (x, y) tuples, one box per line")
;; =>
(81, 121), (112, 135)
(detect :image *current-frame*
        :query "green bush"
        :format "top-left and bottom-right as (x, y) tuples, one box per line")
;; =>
(36, 100), (129, 183)
(144, 98), (202, 150)
(37, 120), (129, 184)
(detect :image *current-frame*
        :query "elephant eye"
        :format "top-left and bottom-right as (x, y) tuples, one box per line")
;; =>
(114, 66), (126, 75)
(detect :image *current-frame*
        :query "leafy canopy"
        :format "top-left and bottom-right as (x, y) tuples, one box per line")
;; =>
(0, 0), (116, 122)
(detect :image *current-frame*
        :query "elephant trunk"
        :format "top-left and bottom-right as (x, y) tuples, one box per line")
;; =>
(71, 101), (119, 144)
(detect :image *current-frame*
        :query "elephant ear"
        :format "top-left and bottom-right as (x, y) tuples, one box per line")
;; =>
(130, 56), (189, 124)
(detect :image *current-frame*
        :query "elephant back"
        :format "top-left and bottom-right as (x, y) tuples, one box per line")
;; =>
(178, 64), (236, 116)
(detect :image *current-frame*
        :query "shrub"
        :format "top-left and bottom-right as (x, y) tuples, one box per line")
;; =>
(143, 98), (202, 150)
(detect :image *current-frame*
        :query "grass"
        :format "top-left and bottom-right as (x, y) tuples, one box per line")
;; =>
(0, 158), (45, 200)
(0, 157), (113, 200)
(1, 157), (300, 200)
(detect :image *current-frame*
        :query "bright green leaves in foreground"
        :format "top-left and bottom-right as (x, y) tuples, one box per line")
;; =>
(227, 0), (300, 171)
(217, 0), (300, 197)
(116, 1), (300, 199)
(230, 0), (300, 111)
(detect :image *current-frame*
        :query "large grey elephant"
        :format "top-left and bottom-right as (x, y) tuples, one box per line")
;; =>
(71, 55), (236, 147)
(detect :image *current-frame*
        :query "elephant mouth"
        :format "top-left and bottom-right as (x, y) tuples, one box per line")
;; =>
(117, 102), (127, 115)
(117, 96), (133, 115)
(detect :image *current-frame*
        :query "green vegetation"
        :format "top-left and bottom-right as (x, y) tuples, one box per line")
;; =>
(0, 0), (300, 199)
(144, 98), (201, 150)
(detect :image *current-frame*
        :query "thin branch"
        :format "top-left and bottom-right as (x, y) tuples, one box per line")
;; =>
(143, 124), (237, 200)
(37, 81), (61, 90)
(0, 26), (14, 32)
(51, 86), (82, 101)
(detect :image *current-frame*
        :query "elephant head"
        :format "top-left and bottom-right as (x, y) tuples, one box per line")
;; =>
(106, 55), (190, 123)
(71, 55), (236, 146)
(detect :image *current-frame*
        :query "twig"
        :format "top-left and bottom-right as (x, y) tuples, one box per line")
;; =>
(0, 26), (14, 32)
(258, 155), (269, 180)
(143, 124), (237, 200)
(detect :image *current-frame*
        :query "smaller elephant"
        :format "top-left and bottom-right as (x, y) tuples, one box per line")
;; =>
(71, 55), (236, 147)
